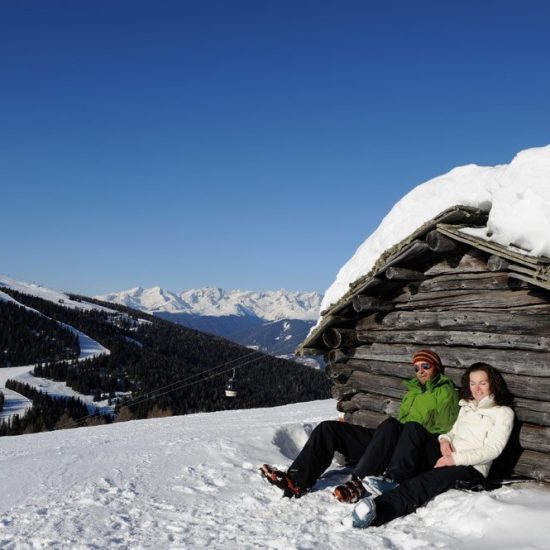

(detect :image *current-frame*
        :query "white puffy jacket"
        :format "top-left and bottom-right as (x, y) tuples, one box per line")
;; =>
(438, 396), (514, 477)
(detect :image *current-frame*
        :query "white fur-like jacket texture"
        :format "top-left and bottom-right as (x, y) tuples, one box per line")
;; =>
(438, 396), (514, 477)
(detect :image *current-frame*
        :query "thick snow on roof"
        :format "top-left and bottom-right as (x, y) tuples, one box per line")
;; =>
(321, 144), (550, 313)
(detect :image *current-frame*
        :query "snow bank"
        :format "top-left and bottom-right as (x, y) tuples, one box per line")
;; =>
(0, 399), (549, 548)
(322, 144), (550, 312)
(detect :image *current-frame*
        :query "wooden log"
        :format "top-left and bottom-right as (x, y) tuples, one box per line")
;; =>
(331, 383), (357, 400)
(393, 288), (550, 310)
(514, 398), (550, 427)
(352, 295), (393, 314)
(356, 310), (550, 337)
(488, 255), (510, 272)
(326, 349), (350, 364)
(413, 272), (514, 293)
(356, 328), (550, 352)
(322, 327), (358, 349)
(385, 267), (426, 281)
(352, 343), (550, 378)
(425, 250), (488, 275)
(381, 240), (432, 271)
(513, 449), (550, 482)
(347, 391), (401, 417)
(325, 362), (352, 383)
(337, 399), (359, 413)
(426, 230), (459, 253)
(346, 371), (407, 399)
(519, 423), (550, 454)
(347, 358), (410, 379)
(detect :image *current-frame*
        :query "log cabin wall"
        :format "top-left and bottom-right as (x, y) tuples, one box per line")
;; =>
(316, 232), (550, 482)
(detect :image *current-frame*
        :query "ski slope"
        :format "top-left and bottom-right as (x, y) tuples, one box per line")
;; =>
(0, 287), (111, 418)
(1, 399), (549, 549)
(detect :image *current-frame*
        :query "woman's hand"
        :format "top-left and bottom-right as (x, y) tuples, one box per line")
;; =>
(434, 455), (455, 468)
(440, 439), (455, 457)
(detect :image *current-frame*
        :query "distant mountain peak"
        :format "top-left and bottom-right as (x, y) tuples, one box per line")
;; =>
(96, 286), (322, 322)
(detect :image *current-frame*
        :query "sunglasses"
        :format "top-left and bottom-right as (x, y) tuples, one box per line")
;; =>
(414, 362), (433, 372)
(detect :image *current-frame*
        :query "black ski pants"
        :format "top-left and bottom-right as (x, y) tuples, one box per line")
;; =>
(287, 417), (403, 490)
(373, 422), (484, 526)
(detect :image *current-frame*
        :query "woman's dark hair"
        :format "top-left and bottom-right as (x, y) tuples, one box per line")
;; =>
(459, 362), (514, 406)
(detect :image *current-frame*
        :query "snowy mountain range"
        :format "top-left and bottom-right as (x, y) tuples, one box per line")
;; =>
(95, 286), (321, 321)
(96, 286), (323, 363)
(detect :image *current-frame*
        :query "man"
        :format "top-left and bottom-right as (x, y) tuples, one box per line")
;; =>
(260, 349), (459, 502)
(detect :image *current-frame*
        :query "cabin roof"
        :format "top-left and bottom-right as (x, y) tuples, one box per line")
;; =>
(298, 205), (550, 355)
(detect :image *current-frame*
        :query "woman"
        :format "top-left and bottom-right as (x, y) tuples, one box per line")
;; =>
(351, 362), (515, 528)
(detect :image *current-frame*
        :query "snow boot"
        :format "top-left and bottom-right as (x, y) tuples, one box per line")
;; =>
(333, 475), (367, 503)
(351, 496), (376, 528)
(260, 464), (304, 498)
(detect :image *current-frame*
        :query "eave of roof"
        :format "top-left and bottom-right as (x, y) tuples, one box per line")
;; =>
(296, 204), (550, 355)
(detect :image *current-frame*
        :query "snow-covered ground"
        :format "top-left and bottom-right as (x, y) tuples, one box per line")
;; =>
(1, 398), (549, 549)
(322, 144), (550, 312)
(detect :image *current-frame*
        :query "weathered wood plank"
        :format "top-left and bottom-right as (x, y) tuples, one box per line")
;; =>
(352, 343), (550, 377)
(347, 391), (402, 417)
(425, 250), (488, 275)
(353, 295), (393, 313)
(356, 310), (550, 336)
(346, 371), (407, 399)
(385, 267), (426, 281)
(331, 383), (357, 400)
(519, 424), (550, 454)
(393, 288), (550, 310)
(513, 449), (550, 482)
(413, 272), (516, 293)
(514, 397), (550, 426)
(347, 358), (410, 379)
(356, 329), (550, 352)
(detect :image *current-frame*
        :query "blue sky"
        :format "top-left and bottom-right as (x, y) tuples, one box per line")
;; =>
(1, 0), (550, 296)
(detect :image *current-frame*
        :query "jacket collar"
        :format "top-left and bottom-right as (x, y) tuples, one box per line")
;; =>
(459, 395), (496, 410)
(403, 374), (449, 392)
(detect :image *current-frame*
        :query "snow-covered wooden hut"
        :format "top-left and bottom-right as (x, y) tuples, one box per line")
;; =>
(297, 146), (550, 483)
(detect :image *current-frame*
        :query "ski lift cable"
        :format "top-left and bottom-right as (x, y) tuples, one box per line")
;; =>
(54, 338), (308, 431)
(53, 324), (315, 431)
(58, 325), (312, 429)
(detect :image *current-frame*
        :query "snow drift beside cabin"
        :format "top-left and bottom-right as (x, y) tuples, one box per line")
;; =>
(321, 144), (550, 313)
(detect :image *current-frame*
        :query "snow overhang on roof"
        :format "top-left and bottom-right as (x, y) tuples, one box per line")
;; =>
(297, 204), (550, 356)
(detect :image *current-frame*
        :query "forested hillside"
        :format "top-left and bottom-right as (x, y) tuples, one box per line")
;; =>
(0, 289), (331, 431)
(0, 300), (80, 366)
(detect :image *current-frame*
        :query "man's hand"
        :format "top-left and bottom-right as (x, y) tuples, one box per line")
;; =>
(439, 439), (455, 457)
(434, 455), (455, 468)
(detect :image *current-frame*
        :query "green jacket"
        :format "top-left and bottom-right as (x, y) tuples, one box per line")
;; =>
(398, 374), (459, 435)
